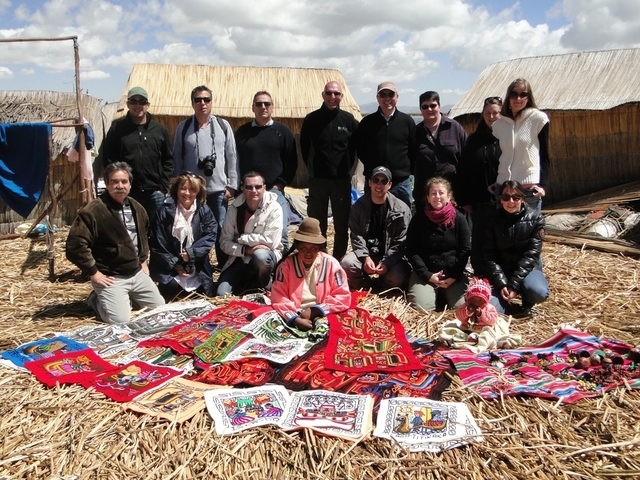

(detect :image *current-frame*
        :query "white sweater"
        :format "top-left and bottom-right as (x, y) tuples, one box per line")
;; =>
(492, 108), (549, 185)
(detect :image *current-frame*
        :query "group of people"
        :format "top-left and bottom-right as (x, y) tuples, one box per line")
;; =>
(65, 77), (550, 327)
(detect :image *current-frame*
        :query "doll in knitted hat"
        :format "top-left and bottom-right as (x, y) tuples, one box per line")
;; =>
(455, 277), (498, 332)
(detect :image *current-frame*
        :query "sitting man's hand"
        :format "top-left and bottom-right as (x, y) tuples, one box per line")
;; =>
(363, 257), (377, 275)
(245, 244), (270, 256)
(91, 271), (115, 287)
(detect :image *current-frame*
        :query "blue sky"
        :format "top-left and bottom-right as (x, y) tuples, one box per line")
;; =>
(1, 0), (639, 110)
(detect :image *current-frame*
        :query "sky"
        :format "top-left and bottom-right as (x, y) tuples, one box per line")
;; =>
(1, 0), (640, 111)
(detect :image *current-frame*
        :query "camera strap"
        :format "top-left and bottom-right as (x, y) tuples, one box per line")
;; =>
(194, 118), (216, 161)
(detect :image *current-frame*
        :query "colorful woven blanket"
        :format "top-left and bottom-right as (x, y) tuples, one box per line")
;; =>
(443, 328), (640, 403)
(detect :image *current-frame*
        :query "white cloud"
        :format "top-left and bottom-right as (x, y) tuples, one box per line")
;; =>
(82, 69), (110, 80)
(560, 0), (640, 49)
(0, 66), (13, 78)
(20, 68), (35, 75)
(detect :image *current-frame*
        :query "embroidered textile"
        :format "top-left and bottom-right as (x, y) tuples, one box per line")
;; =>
(1, 336), (88, 368)
(25, 349), (116, 387)
(190, 358), (275, 386)
(443, 327), (640, 403)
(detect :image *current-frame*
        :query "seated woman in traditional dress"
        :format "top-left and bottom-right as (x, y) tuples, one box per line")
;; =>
(484, 180), (549, 317)
(406, 177), (471, 312)
(150, 172), (216, 299)
(271, 218), (351, 331)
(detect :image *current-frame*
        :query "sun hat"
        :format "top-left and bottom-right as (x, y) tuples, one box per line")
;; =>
(292, 218), (326, 244)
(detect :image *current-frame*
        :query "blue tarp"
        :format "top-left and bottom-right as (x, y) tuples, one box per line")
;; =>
(0, 122), (51, 218)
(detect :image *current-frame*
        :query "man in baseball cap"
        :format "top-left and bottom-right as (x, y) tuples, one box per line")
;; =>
(341, 165), (411, 291)
(354, 81), (416, 207)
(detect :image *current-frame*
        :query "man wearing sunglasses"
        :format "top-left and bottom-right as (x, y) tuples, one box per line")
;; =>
(235, 91), (297, 251)
(341, 166), (411, 291)
(217, 171), (283, 296)
(413, 90), (467, 207)
(173, 85), (239, 266)
(300, 81), (358, 260)
(102, 86), (173, 223)
(354, 82), (416, 207)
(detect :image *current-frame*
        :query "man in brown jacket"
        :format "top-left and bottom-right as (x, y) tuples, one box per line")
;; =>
(66, 162), (165, 323)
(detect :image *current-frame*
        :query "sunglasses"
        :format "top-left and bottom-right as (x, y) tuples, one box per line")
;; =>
(500, 194), (524, 202)
(420, 103), (439, 110)
(378, 91), (396, 98)
(484, 96), (503, 105)
(128, 99), (148, 105)
(371, 176), (390, 185)
(324, 91), (342, 96)
(509, 91), (529, 99)
(243, 184), (264, 191)
(254, 102), (272, 107)
(193, 97), (211, 103)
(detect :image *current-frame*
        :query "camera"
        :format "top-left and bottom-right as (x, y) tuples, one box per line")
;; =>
(181, 259), (195, 275)
(366, 238), (380, 256)
(197, 154), (216, 177)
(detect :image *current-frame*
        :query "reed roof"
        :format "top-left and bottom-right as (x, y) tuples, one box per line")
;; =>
(114, 64), (362, 120)
(449, 48), (640, 118)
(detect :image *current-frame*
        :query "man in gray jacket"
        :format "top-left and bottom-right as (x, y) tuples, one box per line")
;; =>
(341, 166), (411, 290)
(173, 85), (239, 265)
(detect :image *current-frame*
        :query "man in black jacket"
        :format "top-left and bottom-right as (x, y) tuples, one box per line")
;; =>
(66, 162), (165, 324)
(102, 86), (173, 223)
(300, 81), (357, 259)
(355, 82), (416, 207)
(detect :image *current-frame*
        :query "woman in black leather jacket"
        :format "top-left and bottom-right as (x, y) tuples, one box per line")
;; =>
(484, 181), (548, 316)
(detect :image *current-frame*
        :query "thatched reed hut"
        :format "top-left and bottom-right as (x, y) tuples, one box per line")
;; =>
(448, 48), (640, 205)
(112, 64), (362, 188)
(0, 91), (104, 234)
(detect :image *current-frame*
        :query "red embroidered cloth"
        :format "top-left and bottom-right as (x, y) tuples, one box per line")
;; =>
(190, 358), (275, 386)
(25, 349), (116, 387)
(86, 361), (182, 402)
(324, 308), (421, 373)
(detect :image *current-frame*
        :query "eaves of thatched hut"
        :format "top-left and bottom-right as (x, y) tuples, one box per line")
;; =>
(111, 64), (362, 188)
(0, 91), (104, 234)
(449, 48), (640, 205)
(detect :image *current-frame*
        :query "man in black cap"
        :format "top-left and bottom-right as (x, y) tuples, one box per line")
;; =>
(341, 166), (411, 290)
(102, 86), (173, 223)
(354, 81), (416, 208)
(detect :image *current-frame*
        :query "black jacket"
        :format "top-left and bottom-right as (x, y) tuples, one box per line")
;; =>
(355, 108), (416, 181)
(300, 104), (357, 179)
(406, 209), (471, 281)
(149, 199), (216, 286)
(103, 112), (174, 193)
(457, 125), (501, 206)
(484, 205), (545, 292)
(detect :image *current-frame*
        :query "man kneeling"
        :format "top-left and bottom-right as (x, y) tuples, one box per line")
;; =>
(217, 171), (283, 295)
(66, 162), (165, 323)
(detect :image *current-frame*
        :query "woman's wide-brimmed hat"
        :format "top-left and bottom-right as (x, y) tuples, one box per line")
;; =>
(291, 218), (326, 244)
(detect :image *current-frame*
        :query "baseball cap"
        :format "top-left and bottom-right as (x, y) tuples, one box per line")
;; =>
(370, 166), (392, 182)
(376, 82), (397, 94)
(127, 87), (148, 100)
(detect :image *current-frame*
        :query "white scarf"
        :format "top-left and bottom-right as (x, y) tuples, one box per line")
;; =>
(172, 201), (196, 247)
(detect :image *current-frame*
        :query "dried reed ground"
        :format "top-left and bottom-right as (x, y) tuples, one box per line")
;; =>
(0, 226), (639, 480)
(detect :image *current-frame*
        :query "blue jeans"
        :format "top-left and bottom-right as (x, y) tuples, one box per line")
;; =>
(207, 191), (228, 266)
(216, 249), (277, 296)
(268, 187), (289, 252)
(524, 187), (542, 213)
(490, 268), (549, 313)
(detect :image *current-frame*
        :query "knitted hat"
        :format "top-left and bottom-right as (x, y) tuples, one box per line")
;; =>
(292, 218), (326, 244)
(466, 277), (491, 305)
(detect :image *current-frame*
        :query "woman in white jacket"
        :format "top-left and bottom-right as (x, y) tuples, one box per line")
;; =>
(491, 79), (550, 212)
